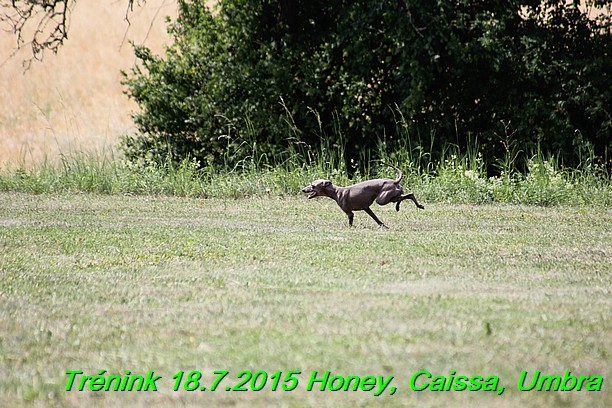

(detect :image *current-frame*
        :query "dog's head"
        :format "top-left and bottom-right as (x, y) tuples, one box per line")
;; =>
(301, 179), (333, 199)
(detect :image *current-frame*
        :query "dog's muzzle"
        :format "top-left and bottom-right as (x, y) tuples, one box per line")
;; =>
(301, 186), (317, 199)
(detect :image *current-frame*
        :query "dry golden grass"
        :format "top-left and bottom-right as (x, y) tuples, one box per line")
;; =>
(0, 0), (178, 167)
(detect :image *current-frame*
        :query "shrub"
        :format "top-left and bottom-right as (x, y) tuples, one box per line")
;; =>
(122, 0), (611, 171)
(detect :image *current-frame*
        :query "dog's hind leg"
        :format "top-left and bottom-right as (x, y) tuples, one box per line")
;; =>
(395, 193), (425, 211)
(375, 187), (402, 206)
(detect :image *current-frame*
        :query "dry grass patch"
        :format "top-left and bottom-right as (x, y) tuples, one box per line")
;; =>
(0, 1), (177, 167)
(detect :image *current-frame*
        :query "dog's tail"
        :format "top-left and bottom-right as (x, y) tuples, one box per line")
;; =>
(382, 162), (403, 184)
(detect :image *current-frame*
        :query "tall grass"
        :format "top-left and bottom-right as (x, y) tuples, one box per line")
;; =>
(406, 148), (610, 207)
(1, 136), (609, 206)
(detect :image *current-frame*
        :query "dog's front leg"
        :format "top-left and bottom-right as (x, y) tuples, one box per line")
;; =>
(345, 211), (354, 227)
(364, 208), (388, 228)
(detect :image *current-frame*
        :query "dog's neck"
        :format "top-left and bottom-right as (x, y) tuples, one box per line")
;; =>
(324, 185), (342, 203)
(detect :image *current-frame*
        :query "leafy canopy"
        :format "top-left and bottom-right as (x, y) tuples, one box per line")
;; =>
(122, 0), (611, 170)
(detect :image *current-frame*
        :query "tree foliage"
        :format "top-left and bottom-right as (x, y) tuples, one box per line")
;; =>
(121, 0), (611, 169)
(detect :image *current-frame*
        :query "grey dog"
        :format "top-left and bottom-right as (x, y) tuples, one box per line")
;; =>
(302, 163), (424, 228)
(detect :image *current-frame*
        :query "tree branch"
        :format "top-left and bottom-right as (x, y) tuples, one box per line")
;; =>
(0, 0), (145, 67)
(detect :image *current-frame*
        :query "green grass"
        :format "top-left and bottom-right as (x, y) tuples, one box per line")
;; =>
(0, 193), (610, 407)
(0, 147), (610, 207)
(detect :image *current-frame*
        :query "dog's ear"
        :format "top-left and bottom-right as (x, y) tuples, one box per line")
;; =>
(323, 180), (332, 187)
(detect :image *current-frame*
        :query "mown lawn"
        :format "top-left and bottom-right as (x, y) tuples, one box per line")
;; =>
(0, 192), (610, 407)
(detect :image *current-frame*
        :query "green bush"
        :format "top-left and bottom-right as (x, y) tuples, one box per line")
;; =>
(122, 0), (611, 171)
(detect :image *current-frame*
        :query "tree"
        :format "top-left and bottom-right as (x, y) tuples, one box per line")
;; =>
(5, 1), (609, 169)
(1, 0), (146, 66)
(122, 0), (611, 170)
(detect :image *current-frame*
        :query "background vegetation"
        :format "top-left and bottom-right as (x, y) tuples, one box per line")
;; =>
(1, 143), (609, 207)
(1, 1), (609, 205)
(122, 0), (611, 173)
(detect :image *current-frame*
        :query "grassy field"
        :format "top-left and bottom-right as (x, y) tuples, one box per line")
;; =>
(0, 192), (609, 407)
